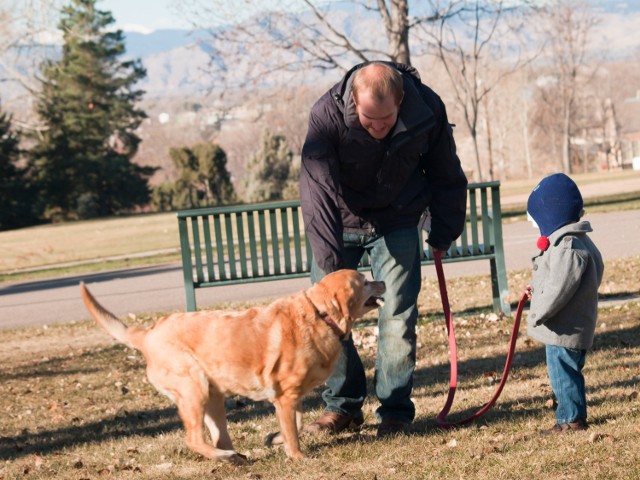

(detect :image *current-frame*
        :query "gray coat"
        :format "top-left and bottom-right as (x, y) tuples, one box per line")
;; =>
(527, 221), (604, 349)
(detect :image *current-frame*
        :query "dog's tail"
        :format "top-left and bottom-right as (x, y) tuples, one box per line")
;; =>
(80, 282), (146, 350)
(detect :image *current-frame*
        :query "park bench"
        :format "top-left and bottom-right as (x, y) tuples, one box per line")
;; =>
(177, 181), (510, 315)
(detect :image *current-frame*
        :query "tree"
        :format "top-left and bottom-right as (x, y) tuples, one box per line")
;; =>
(418, 0), (538, 181)
(0, 109), (37, 230)
(177, 0), (463, 86)
(29, 0), (155, 220)
(1, 0), (67, 132)
(535, 0), (599, 174)
(243, 129), (293, 203)
(156, 142), (236, 210)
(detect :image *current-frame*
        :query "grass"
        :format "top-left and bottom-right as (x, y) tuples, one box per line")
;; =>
(1, 256), (639, 479)
(0, 212), (180, 275)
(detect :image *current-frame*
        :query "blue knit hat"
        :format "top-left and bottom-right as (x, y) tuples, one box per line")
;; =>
(527, 173), (583, 237)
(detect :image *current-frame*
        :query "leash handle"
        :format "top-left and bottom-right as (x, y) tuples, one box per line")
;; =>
(433, 249), (529, 428)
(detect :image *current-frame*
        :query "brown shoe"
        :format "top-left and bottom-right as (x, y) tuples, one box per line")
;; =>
(539, 418), (588, 436)
(304, 411), (364, 435)
(376, 418), (410, 438)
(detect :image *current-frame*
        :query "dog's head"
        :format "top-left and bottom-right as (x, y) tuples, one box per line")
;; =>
(308, 269), (386, 336)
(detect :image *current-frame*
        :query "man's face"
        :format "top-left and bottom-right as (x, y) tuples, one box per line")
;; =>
(354, 89), (400, 140)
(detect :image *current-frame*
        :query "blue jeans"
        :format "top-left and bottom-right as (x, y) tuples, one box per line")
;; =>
(545, 345), (587, 424)
(311, 226), (421, 423)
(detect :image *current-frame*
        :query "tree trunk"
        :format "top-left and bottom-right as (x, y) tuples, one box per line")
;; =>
(562, 106), (572, 174)
(378, 0), (411, 64)
(471, 128), (483, 182)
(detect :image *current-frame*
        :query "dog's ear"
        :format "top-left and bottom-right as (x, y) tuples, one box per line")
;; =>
(331, 281), (357, 333)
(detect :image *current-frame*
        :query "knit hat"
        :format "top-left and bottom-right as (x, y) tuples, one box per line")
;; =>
(527, 173), (584, 237)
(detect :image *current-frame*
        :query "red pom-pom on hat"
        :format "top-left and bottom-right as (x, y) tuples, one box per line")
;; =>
(537, 236), (550, 251)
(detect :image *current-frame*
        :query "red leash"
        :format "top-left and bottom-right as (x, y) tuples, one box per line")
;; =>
(433, 249), (529, 428)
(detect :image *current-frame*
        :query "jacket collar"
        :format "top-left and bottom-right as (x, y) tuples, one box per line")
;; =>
(548, 220), (592, 246)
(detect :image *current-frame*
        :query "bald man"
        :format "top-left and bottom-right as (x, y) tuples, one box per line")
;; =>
(300, 61), (468, 437)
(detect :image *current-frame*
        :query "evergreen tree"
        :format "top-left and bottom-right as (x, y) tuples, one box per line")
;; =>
(244, 129), (293, 203)
(0, 109), (38, 230)
(191, 143), (236, 206)
(30, 0), (156, 220)
(153, 142), (236, 211)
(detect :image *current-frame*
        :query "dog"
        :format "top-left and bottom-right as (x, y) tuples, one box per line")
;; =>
(80, 269), (385, 463)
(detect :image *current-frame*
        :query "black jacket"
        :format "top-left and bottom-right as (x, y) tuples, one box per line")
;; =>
(300, 62), (468, 273)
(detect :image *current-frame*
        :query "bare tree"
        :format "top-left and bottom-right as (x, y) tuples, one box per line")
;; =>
(0, 0), (64, 130)
(174, 0), (463, 86)
(416, 0), (538, 181)
(537, 0), (600, 174)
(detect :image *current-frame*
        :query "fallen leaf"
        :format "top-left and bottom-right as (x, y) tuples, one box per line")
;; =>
(589, 432), (615, 443)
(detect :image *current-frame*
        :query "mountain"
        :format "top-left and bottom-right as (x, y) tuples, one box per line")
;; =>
(109, 1), (640, 96)
(122, 29), (208, 59)
(1, 1), (639, 104)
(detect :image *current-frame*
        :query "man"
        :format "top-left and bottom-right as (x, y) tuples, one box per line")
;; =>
(300, 61), (468, 437)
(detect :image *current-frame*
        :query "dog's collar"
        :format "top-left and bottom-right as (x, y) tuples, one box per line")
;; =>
(303, 292), (347, 340)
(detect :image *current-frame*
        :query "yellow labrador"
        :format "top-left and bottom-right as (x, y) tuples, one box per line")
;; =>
(80, 269), (385, 462)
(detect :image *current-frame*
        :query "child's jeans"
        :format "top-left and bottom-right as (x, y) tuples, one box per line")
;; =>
(546, 345), (587, 424)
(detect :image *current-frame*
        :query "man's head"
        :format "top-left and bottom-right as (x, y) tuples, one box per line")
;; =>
(527, 173), (584, 237)
(351, 62), (404, 140)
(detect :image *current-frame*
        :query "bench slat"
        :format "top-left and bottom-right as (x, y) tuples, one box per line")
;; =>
(213, 215), (225, 280)
(292, 207), (304, 272)
(201, 215), (214, 282)
(225, 214), (237, 279)
(237, 212), (248, 277)
(258, 211), (269, 275)
(191, 217), (204, 283)
(281, 208), (292, 274)
(269, 209), (281, 275)
(247, 212), (259, 276)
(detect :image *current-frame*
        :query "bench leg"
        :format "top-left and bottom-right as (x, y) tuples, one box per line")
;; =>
(490, 257), (511, 316)
(185, 283), (197, 312)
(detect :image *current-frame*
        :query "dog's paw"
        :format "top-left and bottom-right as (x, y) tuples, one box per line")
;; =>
(264, 431), (284, 447)
(227, 452), (248, 465)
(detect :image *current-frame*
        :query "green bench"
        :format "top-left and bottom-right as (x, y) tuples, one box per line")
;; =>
(177, 181), (510, 314)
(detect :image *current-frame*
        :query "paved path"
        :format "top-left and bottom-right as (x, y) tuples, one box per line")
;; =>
(1, 209), (638, 330)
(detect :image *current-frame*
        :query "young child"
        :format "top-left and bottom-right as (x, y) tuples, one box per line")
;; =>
(526, 173), (604, 434)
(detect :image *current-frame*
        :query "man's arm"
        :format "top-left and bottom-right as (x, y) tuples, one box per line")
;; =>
(300, 103), (345, 273)
(422, 97), (468, 250)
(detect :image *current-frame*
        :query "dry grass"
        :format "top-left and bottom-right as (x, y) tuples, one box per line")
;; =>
(0, 213), (179, 273)
(1, 258), (639, 479)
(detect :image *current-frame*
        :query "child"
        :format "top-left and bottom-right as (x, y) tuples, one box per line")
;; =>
(526, 173), (604, 434)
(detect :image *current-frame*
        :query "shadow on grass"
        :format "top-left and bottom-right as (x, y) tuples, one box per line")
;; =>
(1, 344), (145, 382)
(2, 313), (638, 461)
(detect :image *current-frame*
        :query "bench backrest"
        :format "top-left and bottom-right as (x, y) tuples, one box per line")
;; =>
(177, 181), (508, 313)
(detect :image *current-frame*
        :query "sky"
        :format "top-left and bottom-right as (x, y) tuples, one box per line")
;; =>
(97, 0), (190, 33)
(97, 0), (315, 33)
